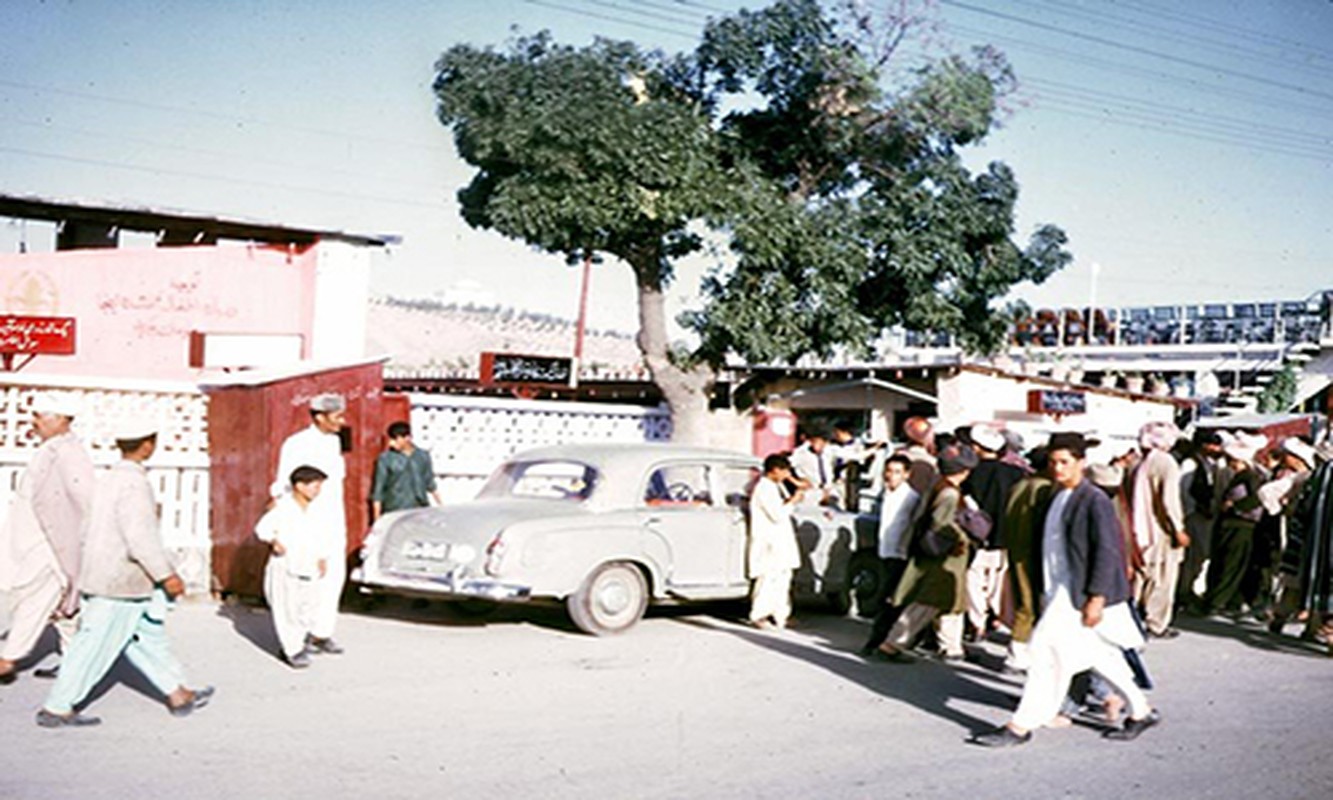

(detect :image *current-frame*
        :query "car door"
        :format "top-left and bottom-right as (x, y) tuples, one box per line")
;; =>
(640, 461), (748, 596)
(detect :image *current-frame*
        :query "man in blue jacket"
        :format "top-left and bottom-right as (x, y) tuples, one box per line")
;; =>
(971, 432), (1159, 747)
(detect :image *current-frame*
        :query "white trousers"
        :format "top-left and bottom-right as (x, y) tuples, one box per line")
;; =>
(44, 591), (186, 714)
(310, 552), (346, 640)
(1, 568), (73, 661)
(967, 549), (1008, 633)
(749, 570), (793, 626)
(1011, 600), (1150, 731)
(265, 564), (319, 658)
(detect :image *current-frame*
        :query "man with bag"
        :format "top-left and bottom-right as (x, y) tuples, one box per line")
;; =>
(875, 443), (979, 662)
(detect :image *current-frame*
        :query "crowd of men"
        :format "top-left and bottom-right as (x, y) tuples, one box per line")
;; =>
(751, 415), (1333, 746)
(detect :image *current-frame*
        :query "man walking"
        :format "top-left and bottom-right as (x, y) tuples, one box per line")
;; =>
(37, 420), (212, 727)
(0, 393), (94, 684)
(272, 393), (348, 655)
(370, 422), (441, 522)
(963, 425), (1025, 642)
(971, 433), (1159, 747)
(1130, 421), (1188, 639)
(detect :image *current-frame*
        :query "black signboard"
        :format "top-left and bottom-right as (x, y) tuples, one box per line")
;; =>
(1027, 389), (1087, 415)
(480, 352), (573, 386)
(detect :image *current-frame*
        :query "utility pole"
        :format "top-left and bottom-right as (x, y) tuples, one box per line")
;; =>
(571, 253), (592, 389)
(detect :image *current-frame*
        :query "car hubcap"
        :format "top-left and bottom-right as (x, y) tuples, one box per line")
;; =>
(595, 576), (630, 616)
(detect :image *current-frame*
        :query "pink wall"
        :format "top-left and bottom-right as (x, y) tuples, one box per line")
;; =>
(0, 244), (318, 380)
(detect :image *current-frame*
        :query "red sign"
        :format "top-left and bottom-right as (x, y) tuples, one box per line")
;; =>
(0, 315), (76, 355)
(479, 351), (573, 387)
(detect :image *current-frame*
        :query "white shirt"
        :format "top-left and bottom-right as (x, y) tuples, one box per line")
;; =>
(747, 477), (800, 576)
(256, 495), (328, 578)
(1041, 488), (1074, 610)
(271, 424), (347, 547)
(876, 482), (920, 560)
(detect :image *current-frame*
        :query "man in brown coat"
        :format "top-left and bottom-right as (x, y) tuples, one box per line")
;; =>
(0, 393), (94, 684)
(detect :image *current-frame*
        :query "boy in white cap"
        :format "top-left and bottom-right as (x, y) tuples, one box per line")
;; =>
(257, 465), (329, 669)
(37, 419), (212, 727)
(0, 392), (94, 684)
(271, 393), (348, 654)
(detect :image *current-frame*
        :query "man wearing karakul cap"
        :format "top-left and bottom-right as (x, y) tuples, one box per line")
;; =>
(0, 393), (94, 684)
(37, 418), (212, 726)
(271, 393), (348, 654)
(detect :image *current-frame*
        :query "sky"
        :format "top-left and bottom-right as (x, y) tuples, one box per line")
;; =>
(2, 0), (1331, 339)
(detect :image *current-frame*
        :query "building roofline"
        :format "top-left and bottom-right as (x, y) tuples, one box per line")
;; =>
(0, 193), (401, 248)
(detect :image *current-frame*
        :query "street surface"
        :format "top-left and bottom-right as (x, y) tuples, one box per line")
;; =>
(1, 598), (1330, 799)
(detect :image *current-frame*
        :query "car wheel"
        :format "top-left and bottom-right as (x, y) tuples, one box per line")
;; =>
(567, 561), (648, 636)
(847, 551), (891, 619)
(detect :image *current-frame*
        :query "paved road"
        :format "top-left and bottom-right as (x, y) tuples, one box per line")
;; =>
(2, 598), (1330, 799)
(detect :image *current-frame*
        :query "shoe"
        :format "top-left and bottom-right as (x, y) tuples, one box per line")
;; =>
(0, 669), (16, 686)
(36, 709), (102, 728)
(286, 650), (313, 669)
(1149, 628), (1180, 640)
(969, 725), (1031, 748)
(34, 665), (60, 679)
(1104, 709), (1161, 741)
(876, 646), (916, 664)
(168, 685), (215, 718)
(308, 637), (345, 655)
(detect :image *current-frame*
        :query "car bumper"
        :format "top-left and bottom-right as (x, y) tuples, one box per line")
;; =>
(352, 565), (532, 602)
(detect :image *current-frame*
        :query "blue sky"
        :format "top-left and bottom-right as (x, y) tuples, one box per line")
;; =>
(2, 0), (1330, 337)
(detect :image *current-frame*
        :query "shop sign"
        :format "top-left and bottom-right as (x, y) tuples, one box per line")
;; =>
(1028, 388), (1087, 415)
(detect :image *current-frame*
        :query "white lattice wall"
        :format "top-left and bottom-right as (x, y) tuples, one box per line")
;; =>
(408, 393), (672, 502)
(0, 378), (212, 593)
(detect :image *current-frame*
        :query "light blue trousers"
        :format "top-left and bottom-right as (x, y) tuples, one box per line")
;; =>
(43, 590), (186, 714)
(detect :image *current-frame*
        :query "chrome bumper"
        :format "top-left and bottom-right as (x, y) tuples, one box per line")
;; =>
(352, 566), (531, 602)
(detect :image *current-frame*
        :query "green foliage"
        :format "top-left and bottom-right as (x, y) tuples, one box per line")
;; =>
(1258, 363), (1300, 413)
(432, 0), (1070, 371)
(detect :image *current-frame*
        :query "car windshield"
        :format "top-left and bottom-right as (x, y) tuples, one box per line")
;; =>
(478, 459), (599, 501)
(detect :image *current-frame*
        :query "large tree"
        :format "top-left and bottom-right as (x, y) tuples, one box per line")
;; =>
(433, 0), (1070, 443)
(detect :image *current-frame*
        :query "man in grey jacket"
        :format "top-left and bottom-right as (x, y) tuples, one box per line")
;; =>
(0, 393), (93, 683)
(36, 420), (213, 727)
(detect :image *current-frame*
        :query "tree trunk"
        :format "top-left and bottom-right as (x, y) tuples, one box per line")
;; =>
(633, 264), (714, 446)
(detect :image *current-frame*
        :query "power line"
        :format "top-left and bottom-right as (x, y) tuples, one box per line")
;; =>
(524, 0), (700, 40)
(0, 145), (450, 210)
(0, 115), (449, 194)
(1010, 0), (1333, 77)
(940, 0), (1333, 104)
(1113, 0), (1333, 63)
(0, 78), (452, 154)
(949, 23), (1333, 122)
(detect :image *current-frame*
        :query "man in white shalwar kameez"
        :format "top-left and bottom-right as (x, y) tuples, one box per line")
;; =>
(37, 421), (212, 727)
(257, 465), (329, 668)
(0, 393), (93, 684)
(972, 433), (1160, 747)
(748, 454), (804, 629)
(271, 393), (348, 655)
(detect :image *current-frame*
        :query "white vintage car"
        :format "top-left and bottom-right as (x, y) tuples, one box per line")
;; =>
(353, 443), (874, 634)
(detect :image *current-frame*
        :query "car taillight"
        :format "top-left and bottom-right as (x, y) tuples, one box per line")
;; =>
(484, 533), (506, 576)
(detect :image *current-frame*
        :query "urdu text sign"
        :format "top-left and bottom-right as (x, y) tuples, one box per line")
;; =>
(0, 315), (76, 354)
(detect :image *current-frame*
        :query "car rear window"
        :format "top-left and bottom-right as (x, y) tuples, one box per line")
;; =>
(478, 460), (599, 501)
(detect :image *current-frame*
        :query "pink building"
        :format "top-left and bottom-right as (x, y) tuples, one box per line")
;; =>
(0, 194), (396, 380)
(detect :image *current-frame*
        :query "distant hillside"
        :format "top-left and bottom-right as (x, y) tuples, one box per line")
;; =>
(367, 296), (647, 379)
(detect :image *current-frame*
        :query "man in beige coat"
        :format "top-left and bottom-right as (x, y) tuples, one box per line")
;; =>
(37, 420), (212, 727)
(1129, 421), (1188, 639)
(0, 393), (94, 684)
